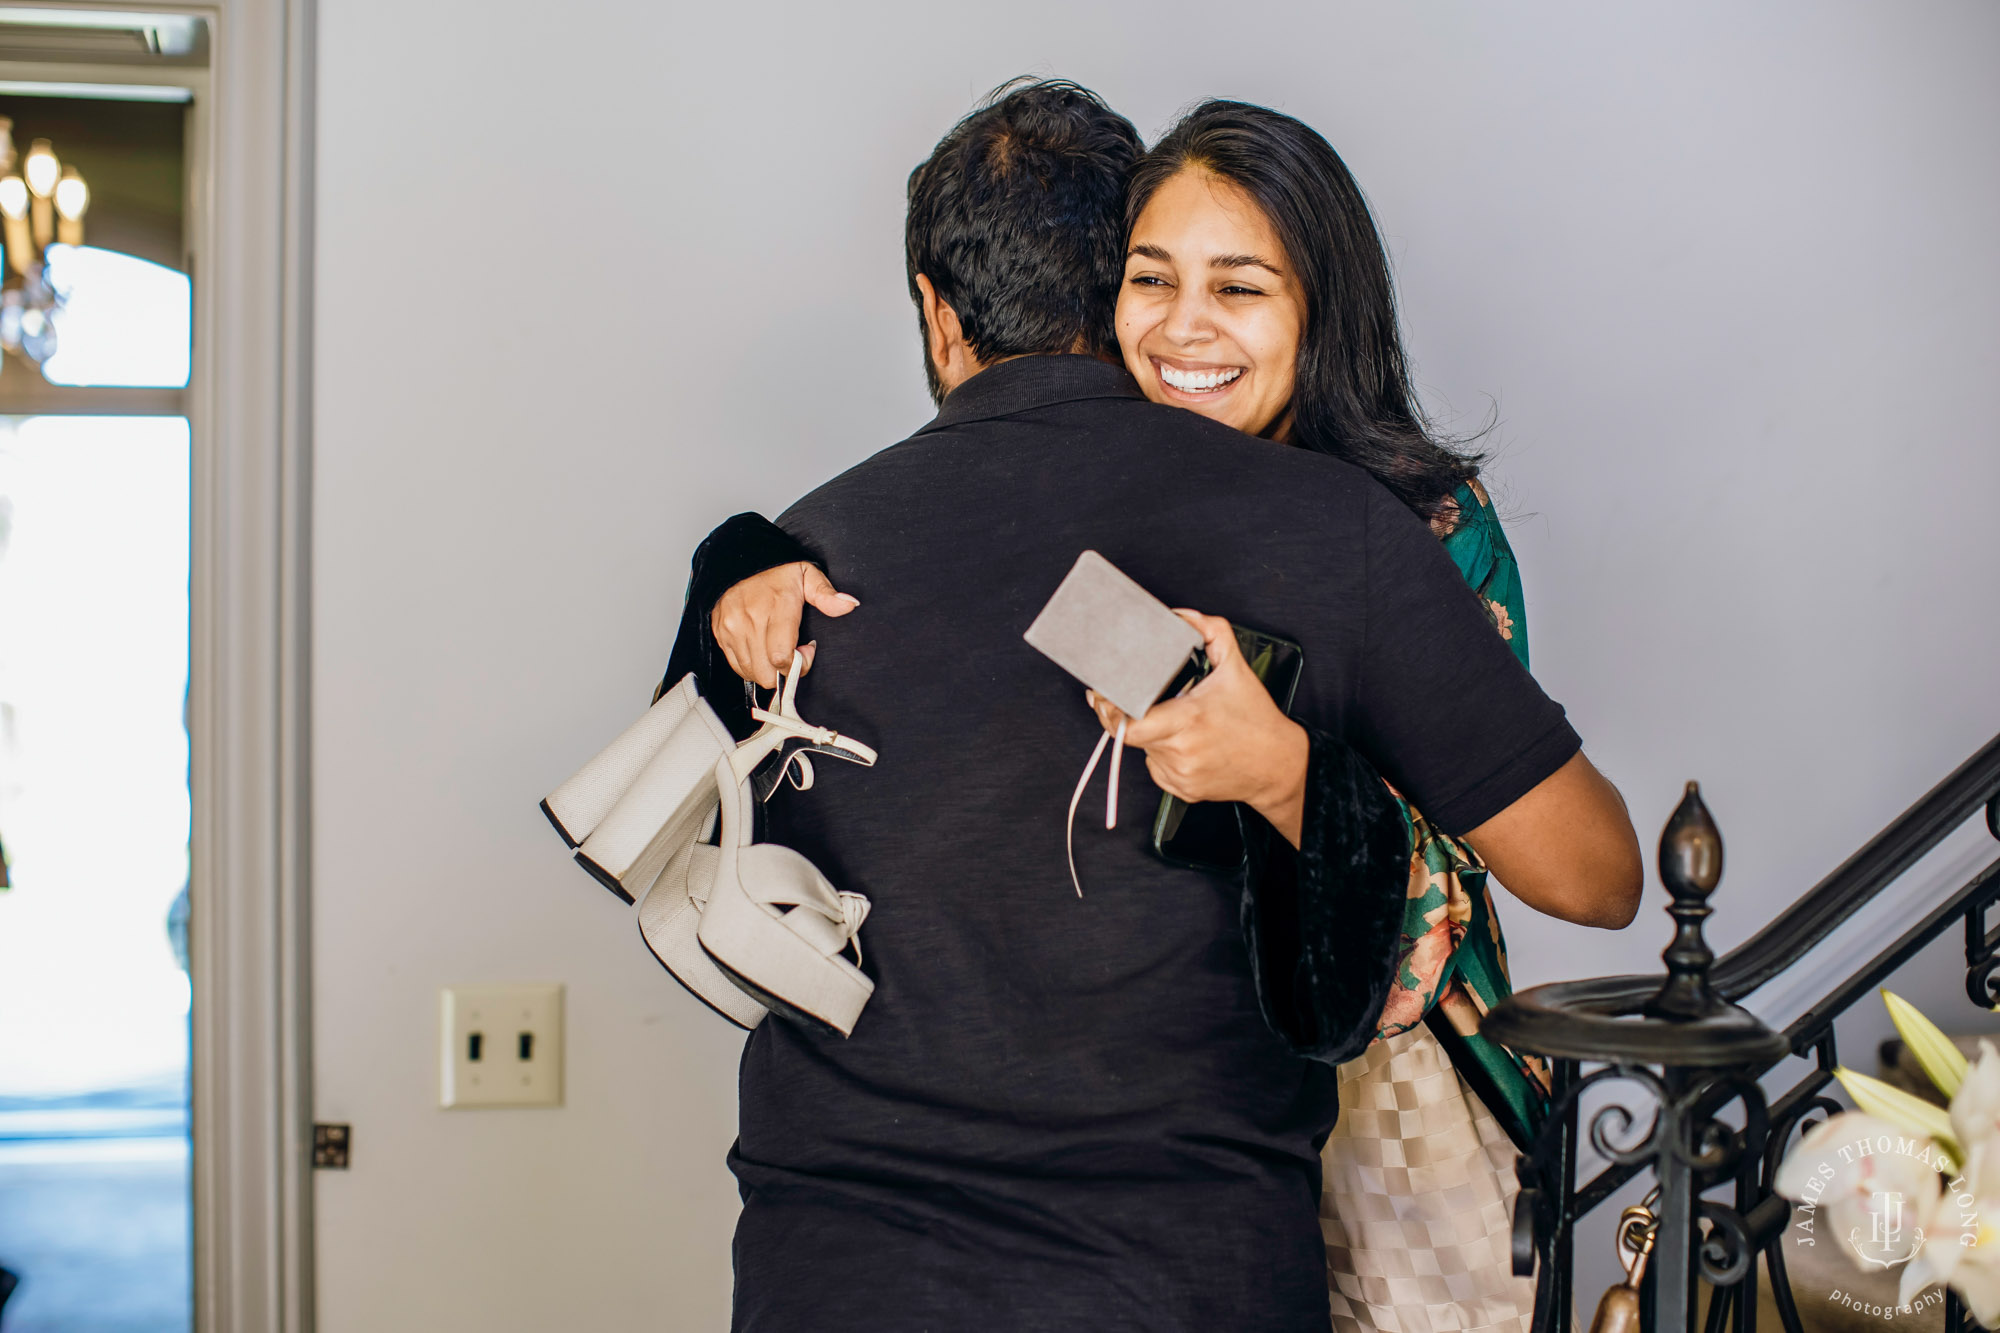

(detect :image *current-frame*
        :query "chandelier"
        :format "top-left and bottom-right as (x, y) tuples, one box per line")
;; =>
(0, 118), (90, 373)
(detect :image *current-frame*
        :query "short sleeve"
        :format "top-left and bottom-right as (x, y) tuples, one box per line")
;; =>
(1350, 484), (1579, 834)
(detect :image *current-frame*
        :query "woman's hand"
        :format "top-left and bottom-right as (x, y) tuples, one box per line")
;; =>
(711, 563), (858, 689)
(1087, 609), (1310, 847)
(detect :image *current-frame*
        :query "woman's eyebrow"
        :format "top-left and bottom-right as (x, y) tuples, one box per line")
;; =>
(1212, 253), (1284, 277)
(1127, 243), (1284, 277)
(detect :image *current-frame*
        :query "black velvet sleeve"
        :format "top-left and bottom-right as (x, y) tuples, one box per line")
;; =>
(656, 512), (820, 738)
(1238, 722), (1413, 1066)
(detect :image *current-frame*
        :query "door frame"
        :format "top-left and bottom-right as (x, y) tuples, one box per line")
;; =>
(184, 2), (314, 1328)
(0, 3), (319, 1330)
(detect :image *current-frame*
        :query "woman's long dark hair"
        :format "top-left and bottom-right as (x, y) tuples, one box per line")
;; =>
(1127, 101), (1481, 526)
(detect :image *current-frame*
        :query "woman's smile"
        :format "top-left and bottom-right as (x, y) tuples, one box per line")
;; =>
(1152, 357), (1245, 396)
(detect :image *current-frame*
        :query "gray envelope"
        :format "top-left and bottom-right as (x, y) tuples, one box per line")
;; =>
(1023, 551), (1205, 719)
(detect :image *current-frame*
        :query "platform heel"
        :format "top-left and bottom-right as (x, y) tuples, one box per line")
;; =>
(636, 832), (767, 1030)
(541, 674), (704, 848)
(696, 751), (875, 1038)
(573, 694), (734, 903)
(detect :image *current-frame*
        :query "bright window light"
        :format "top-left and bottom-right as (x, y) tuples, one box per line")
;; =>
(40, 244), (192, 389)
(0, 415), (190, 1096)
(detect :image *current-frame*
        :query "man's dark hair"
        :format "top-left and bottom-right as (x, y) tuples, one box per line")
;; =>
(906, 79), (1141, 401)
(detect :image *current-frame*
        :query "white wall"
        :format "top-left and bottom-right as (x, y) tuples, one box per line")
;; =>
(311, 2), (2000, 1327)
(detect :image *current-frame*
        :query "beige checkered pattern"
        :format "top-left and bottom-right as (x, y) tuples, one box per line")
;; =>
(1321, 1024), (1534, 1333)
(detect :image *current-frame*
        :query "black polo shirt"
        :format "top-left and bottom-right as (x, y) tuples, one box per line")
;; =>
(727, 354), (1578, 1332)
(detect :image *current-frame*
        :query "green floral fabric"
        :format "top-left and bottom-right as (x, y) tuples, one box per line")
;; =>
(1369, 480), (1551, 1143)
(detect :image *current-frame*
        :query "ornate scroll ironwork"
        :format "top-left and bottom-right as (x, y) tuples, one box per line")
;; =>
(1485, 749), (2000, 1333)
(1967, 892), (2000, 1009)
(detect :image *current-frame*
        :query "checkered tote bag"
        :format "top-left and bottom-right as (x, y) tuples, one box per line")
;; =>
(1319, 1021), (1535, 1333)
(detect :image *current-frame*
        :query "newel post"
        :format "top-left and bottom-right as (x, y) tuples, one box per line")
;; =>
(1485, 782), (1789, 1333)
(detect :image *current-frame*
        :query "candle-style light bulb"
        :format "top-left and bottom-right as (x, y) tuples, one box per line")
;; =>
(54, 168), (85, 247)
(54, 168), (86, 221)
(0, 176), (29, 275)
(24, 141), (58, 198)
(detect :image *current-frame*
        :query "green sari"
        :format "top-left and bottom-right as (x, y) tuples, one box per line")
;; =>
(1370, 480), (1552, 1142)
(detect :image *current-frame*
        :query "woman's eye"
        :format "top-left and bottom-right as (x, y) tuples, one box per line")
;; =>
(1127, 274), (1169, 288)
(1220, 285), (1263, 297)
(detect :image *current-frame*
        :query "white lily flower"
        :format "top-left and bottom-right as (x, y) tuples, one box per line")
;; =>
(1773, 993), (2000, 1323)
(1898, 1141), (2000, 1323)
(1775, 1109), (1947, 1275)
(1951, 1040), (2000, 1152)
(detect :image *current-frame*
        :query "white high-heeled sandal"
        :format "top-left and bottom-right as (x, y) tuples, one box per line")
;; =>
(541, 675), (704, 849)
(636, 831), (768, 1030)
(696, 748), (876, 1039)
(574, 687), (736, 903)
(622, 652), (875, 1028)
(574, 653), (880, 903)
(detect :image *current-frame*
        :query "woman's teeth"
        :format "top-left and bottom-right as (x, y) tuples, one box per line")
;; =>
(1159, 365), (1243, 393)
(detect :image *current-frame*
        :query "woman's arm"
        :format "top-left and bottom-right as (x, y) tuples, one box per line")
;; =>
(1237, 730), (1411, 1066)
(657, 513), (852, 734)
(1096, 616), (1641, 934)
(1434, 482), (1642, 922)
(1088, 611), (1409, 1065)
(1464, 755), (1642, 928)
(1087, 603), (1638, 1061)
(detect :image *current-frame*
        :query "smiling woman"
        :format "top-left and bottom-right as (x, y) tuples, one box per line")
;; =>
(1118, 169), (1306, 438)
(1122, 100), (1481, 528)
(1105, 100), (1646, 1333)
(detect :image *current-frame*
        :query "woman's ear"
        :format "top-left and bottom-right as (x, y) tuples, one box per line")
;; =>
(914, 273), (975, 394)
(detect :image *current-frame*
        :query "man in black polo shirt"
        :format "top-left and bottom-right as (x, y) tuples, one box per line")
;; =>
(699, 82), (1641, 1331)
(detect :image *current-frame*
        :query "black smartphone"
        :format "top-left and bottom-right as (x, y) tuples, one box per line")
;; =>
(1150, 624), (1304, 873)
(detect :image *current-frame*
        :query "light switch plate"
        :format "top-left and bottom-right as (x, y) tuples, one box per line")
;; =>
(440, 983), (563, 1109)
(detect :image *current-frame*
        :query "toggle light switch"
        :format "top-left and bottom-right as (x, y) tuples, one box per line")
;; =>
(440, 983), (563, 1108)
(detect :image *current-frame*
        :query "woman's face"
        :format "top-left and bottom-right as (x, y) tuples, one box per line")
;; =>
(1117, 168), (1306, 440)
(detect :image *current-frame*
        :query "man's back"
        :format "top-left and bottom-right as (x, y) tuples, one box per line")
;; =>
(728, 356), (1576, 1332)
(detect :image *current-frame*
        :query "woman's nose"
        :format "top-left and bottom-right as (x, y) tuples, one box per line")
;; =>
(1162, 288), (1214, 345)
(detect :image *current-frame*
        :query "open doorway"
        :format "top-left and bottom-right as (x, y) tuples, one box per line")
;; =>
(0, 18), (204, 1332)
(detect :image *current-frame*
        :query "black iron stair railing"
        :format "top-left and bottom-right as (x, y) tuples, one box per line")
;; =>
(1484, 732), (2000, 1333)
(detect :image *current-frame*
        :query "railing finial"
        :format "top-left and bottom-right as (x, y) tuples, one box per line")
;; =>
(1646, 781), (1725, 1021)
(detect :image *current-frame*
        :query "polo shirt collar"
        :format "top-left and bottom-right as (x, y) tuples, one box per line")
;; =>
(916, 354), (1144, 434)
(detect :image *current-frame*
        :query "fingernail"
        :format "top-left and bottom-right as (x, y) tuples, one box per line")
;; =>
(835, 593), (860, 607)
